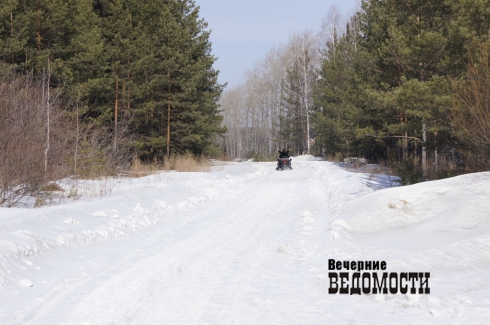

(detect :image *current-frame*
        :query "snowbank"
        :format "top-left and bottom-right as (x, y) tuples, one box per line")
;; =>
(0, 162), (268, 288)
(340, 172), (490, 235)
(2, 156), (490, 324)
(332, 172), (490, 268)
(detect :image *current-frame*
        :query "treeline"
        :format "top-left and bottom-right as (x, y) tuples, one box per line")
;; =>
(313, 0), (490, 181)
(220, 0), (490, 182)
(220, 30), (319, 158)
(0, 0), (224, 206)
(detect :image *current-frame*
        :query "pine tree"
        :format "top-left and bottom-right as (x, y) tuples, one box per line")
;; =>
(280, 65), (305, 154)
(132, 0), (225, 158)
(355, 0), (458, 176)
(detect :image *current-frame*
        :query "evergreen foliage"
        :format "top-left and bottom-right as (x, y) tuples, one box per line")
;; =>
(311, 0), (490, 180)
(4, 0), (490, 181)
(0, 0), (225, 162)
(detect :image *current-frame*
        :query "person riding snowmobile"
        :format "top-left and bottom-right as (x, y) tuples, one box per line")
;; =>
(277, 148), (292, 169)
(278, 148), (290, 158)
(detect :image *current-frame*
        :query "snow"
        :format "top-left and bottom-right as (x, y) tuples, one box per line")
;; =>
(0, 156), (489, 324)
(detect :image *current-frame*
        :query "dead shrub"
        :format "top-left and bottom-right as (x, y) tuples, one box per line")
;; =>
(41, 183), (64, 191)
(0, 67), (67, 207)
(451, 41), (490, 170)
(69, 123), (133, 179)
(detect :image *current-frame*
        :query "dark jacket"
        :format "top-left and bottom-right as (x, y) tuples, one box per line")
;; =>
(278, 150), (290, 158)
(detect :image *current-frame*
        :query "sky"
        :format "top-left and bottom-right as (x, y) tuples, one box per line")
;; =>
(196, 0), (360, 89)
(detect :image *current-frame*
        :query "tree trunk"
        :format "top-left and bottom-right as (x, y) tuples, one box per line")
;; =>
(422, 123), (427, 178)
(36, 8), (41, 50)
(10, 12), (14, 63)
(44, 59), (50, 174)
(434, 131), (438, 176)
(114, 72), (119, 151)
(75, 91), (80, 178)
(167, 84), (171, 157)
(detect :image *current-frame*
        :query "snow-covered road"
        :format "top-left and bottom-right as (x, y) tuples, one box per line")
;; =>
(1, 156), (490, 324)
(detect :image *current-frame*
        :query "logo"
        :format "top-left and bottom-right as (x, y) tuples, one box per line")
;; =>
(328, 259), (430, 295)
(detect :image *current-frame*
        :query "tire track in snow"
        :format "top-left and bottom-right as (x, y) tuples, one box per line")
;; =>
(62, 165), (312, 324)
(129, 173), (296, 325)
(3, 158), (352, 324)
(1, 166), (271, 325)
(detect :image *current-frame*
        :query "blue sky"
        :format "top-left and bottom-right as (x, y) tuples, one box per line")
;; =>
(196, 0), (359, 89)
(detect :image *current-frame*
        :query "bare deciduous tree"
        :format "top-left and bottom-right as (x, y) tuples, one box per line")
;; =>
(287, 30), (321, 154)
(451, 42), (490, 169)
(220, 30), (320, 158)
(0, 68), (64, 207)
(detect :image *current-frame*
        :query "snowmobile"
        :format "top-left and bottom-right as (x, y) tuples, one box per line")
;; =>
(276, 157), (292, 171)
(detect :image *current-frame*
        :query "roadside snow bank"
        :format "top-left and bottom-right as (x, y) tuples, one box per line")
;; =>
(0, 162), (268, 288)
(340, 172), (490, 234)
(325, 171), (490, 322)
(332, 172), (490, 272)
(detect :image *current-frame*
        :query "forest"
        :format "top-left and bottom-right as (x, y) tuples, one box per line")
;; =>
(0, 0), (225, 205)
(220, 0), (490, 183)
(1, 0), (226, 157)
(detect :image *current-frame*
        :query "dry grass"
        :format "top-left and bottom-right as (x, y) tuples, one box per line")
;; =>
(130, 158), (158, 178)
(129, 155), (211, 177)
(164, 155), (210, 172)
(41, 183), (64, 192)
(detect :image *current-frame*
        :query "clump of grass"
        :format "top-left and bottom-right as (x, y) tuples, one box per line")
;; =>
(131, 158), (157, 178)
(164, 154), (210, 172)
(41, 182), (64, 192)
(129, 154), (211, 176)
